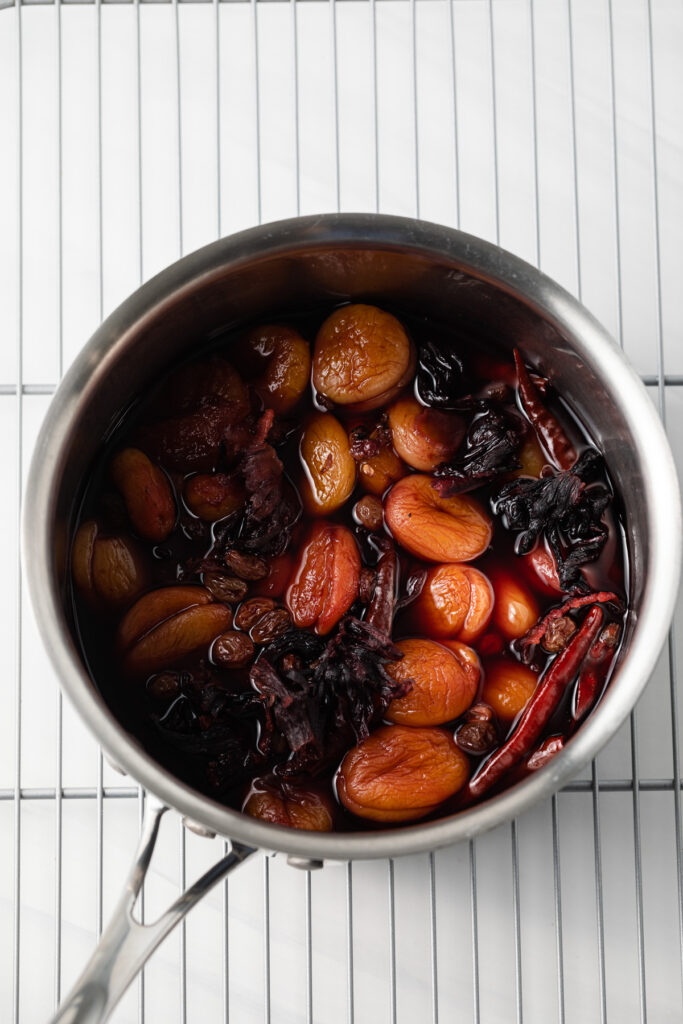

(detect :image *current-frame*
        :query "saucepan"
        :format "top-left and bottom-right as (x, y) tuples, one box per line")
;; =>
(23, 214), (681, 1023)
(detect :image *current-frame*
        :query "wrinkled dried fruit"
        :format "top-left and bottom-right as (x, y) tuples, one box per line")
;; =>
(147, 671), (181, 701)
(300, 413), (356, 515)
(411, 564), (493, 642)
(489, 570), (539, 641)
(243, 780), (334, 831)
(242, 324), (312, 414)
(224, 549), (269, 581)
(234, 598), (277, 631)
(388, 395), (465, 472)
(111, 448), (176, 542)
(358, 445), (406, 496)
(118, 586), (213, 652)
(384, 474), (492, 563)
(386, 638), (478, 726)
(250, 608), (291, 644)
(454, 719), (498, 756)
(442, 640), (482, 691)
(203, 573), (248, 604)
(286, 522), (361, 635)
(184, 473), (246, 522)
(482, 659), (538, 724)
(313, 304), (416, 412)
(465, 702), (495, 723)
(72, 521), (147, 609)
(337, 724), (469, 822)
(140, 359), (250, 473)
(212, 630), (255, 669)
(541, 615), (576, 653)
(118, 586), (232, 678)
(353, 494), (384, 531)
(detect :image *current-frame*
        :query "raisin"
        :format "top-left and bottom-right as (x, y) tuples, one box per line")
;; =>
(251, 608), (292, 644)
(203, 573), (247, 604)
(234, 598), (277, 631)
(224, 549), (269, 581)
(212, 631), (255, 669)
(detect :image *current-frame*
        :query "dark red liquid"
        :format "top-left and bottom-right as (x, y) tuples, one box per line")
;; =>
(70, 307), (627, 831)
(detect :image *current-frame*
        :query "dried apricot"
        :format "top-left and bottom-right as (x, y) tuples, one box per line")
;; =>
(313, 304), (416, 412)
(183, 473), (246, 522)
(411, 563), (493, 642)
(241, 324), (311, 414)
(385, 638), (478, 726)
(388, 395), (465, 472)
(117, 585), (231, 677)
(522, 547), (563, 597)
(243, 781), (334, 831)
(300, 413), (356, 515)
(358, 445), (406, 496)
(384, 474), (492, 563)
(489, 570), (539, 641)
(336, 724), (469, 822)
(441, 640), (482, 692)
(139, 359), (250, 473)
(482, 660), (538, 723)
(117, 585), (212, 652)
(286, 521), (360, 634)
(110, 448), (176, 542)
(72, 521), (147, 609)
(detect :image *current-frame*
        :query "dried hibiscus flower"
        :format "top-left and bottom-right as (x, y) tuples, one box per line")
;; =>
(250, 617), (412, 776)
(416, 340), (468, 408)
(433, 407), (527, 495)
(492, 447), (611, 591)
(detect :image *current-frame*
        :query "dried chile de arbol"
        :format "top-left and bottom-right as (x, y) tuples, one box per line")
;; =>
(468, 605), (604, 799)
(513, 348), (578, 470)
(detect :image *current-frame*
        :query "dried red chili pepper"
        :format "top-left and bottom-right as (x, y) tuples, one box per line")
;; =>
(526, 734), (564, 771)
(513, 349), (578, 471)
(468, 604), (604, 799)
(518, 590), (620, 658)
(572, 622), (621, 722)
(365, 540), (398, 636)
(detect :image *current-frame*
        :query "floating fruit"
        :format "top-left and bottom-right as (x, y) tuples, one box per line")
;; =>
(337, 724), (469, 822)
(286, 521), (360, 634)
(385, 638), (479, 726)
(313, 304), (415, 412)
(384, 474), (492, 563)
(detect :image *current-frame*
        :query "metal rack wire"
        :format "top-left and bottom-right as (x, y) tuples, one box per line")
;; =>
(1, 1), (682, 1021)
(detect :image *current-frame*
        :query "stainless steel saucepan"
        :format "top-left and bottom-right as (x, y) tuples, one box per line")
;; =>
(23, 214), (681, 1023)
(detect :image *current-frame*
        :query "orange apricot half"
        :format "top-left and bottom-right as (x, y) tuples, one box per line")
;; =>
(384, 475), (492, 563)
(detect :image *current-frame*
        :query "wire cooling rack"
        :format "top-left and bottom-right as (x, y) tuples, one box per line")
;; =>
(1, 1), (682, 1021)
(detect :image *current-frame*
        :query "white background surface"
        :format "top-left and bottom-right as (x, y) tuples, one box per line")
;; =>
(1, 1), (682, 1021)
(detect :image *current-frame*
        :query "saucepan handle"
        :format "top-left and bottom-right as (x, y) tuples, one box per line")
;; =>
(49, 794), (255, 1024)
